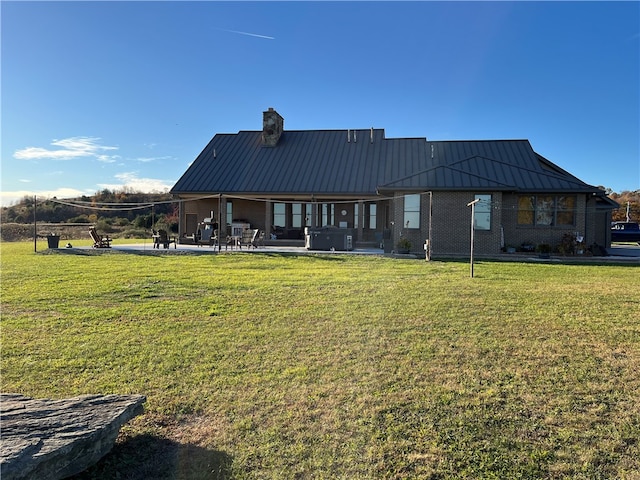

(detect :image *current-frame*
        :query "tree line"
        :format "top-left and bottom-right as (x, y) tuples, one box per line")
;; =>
(1, 189), (179, 237)
(606, 189), (640, 222)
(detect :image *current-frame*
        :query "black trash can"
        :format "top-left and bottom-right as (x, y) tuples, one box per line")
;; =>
(47, 234), (60, 248)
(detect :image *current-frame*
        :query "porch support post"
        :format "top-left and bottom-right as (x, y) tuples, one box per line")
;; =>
(178, 198), (184, 238)
(357, 200), (364, 242)
(311, 197), (318, 227)
(265, 200), (272, 239)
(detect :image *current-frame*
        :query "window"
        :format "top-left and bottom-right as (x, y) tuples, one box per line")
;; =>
(226, 201), (233, 226)
(517, 195), (576, 226)
(354, 203), (359, 229)
(306, 204), (312, 226)
(368, 203), (377, 229)
(535, 196), (554, 226)
(474, 194), (492, 230)
(273, 203), (286, 227)
(556, 196), (576, 226)
(403, 194), (420, 229)
(517, 196), (535, 225)
(292, 203), (302, 228)
(322, 203), (334, 226)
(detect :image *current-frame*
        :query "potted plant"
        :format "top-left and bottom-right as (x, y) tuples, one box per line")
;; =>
(536, 242), (551, 258)
(575, 234), (585, 255)
(396, 237), (412, 254)
(520, 242), (535, 253)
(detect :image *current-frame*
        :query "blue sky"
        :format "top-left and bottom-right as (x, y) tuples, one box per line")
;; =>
(2, 1), (638, 206)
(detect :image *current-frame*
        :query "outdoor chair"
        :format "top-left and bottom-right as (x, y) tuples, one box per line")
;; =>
(225, 234), (239, 250)
(195, 228), (218, 247)
(239, 229), (259, 249)
(153, 229), (177, 249)
(89, 227), (112, 248)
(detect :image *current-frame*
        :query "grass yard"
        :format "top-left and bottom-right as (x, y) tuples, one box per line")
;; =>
(1, 241), (639, 479)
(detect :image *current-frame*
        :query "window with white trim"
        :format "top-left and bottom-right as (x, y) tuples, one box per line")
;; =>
(322, 203), (335, 226)
(403, 194), (420, 229)
(474, 194), (492, 231)
(273, 203), (286, 227)
(368, 203), (377, 229)
(292, 203), (302, 228)
(226, 201), (233, 226)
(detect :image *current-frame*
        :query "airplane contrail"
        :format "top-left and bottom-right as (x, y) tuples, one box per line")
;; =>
(219, 28), (275, 40)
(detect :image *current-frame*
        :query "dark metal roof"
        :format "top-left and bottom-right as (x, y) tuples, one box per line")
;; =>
(170, 130), (601, 196)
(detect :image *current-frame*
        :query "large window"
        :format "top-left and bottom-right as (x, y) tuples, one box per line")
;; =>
(226, 201), (233, 226)
(322, 203), (335, 226)
(354, 203), (359, 229)
(474, 194), (492, 230)
(517, 195), (576, 226)
(556, 196), (577, 225)
(292, 203), (303, 228)
(403, 194), (420, 229)
(368, 204), (377, 229)
(273, 203), (286, 227)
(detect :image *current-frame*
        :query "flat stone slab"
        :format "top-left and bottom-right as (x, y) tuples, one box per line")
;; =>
(1, 393), (146, 480)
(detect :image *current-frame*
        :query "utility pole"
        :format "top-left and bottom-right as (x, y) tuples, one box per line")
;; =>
(467, 198), (480, 278)
(34, 195), (37, 253)
(626, 202), (631, 223)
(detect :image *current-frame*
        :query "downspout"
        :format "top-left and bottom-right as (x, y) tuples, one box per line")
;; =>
(584, 194), (589, 246)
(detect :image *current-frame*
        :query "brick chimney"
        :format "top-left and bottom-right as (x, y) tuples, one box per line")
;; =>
(262, 107), (284, 146)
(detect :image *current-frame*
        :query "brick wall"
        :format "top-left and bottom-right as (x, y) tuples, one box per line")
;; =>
(429, 192), (503, 256)
(179, 191), (601, 253)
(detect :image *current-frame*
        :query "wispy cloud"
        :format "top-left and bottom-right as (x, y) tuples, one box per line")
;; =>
(217, 28), (275, 40)
(98, 172), (174, 193)
(14, 137), (120, 163)
(135, 156), (173, 163)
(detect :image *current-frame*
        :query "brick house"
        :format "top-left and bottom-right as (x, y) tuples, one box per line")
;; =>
(170, 108), (616, 255)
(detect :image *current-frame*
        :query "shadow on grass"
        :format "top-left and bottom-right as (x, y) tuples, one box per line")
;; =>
(68, 433), (233, 480)
(40, 248), (354, 261)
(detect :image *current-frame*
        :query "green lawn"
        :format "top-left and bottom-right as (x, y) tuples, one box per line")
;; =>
(2, 242), (639, 479)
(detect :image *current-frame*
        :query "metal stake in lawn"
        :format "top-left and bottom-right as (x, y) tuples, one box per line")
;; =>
(467, 198), (480, 278)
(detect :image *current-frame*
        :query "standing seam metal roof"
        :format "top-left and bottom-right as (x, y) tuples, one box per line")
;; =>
(170, 129), (600, 195)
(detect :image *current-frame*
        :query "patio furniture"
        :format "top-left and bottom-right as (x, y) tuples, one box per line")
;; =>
(225, 234), (240, 250)
(153, 229), (177, 249)
(89, 227), (112, 248)
(239, 229), (260, 249)
(197, 228), (218, 247)
(195, 218), (219, 247)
